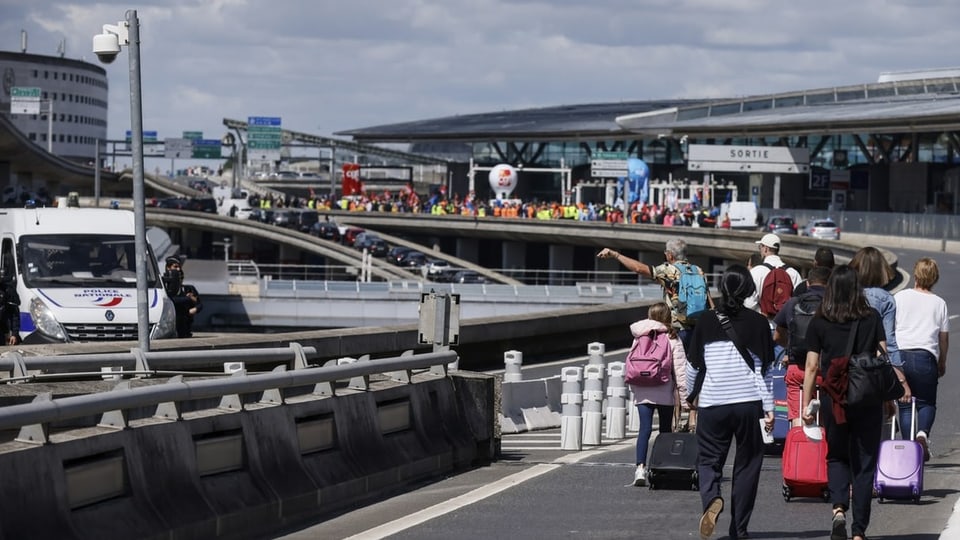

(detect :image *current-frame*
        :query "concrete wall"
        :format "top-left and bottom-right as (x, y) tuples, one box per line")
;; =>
(0, 372), (496, 540)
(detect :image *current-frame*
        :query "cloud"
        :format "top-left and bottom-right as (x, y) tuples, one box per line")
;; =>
(4, 0), (960, 146)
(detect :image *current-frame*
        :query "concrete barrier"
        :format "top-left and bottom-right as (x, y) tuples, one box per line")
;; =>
(0, 372), (496, 540)
(499, 375), (563, 433)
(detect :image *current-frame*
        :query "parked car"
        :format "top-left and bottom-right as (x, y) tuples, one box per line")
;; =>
(387, 246), (415, 265)
(294, 209), (319, 233)
(247, 208), (275, 223)
(271, 209), (300, 228)
(353, 233), (379, 251)
(764, 215), (798, 235)
(187, 197), (217, 213)
(311, 221), (341, 242)
(366, 238), (390, 257)
(801, 218), (841, 240)
(426, 260), (454, 281)
(399, 251), (429, 268)
(450, 270), (486, 284)
(156, 197), (191, 210)
(342, 227), (365, 247)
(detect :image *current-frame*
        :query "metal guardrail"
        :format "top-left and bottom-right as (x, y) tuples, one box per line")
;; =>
(0, 344), (318, 381)
(0, 349), (457, 443)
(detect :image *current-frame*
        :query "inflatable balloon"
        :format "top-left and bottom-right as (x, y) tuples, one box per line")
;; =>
(627, 158), (650, 204)
(488, 164), (518, 199)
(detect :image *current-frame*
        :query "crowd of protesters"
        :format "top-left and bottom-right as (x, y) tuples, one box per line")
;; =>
(238, 184), (733, 227)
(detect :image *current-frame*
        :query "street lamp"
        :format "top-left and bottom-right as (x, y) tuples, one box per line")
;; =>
(93, 10), (150, 351)
(221, 132), (236, 192)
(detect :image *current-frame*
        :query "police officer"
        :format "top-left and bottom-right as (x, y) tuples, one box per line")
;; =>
(163, 256), (202, 338)
(0, 282), (20, 345)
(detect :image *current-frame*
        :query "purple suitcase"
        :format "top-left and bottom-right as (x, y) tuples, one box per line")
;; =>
(874, 398), (923, 503)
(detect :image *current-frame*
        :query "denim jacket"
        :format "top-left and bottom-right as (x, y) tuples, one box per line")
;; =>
(863, 286), (901, 366)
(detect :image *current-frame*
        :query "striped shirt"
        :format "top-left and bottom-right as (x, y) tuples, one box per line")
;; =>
(685, 309), (775, 412)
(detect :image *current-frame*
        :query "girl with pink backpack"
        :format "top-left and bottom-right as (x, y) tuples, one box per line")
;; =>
(627, 302), (689, 486)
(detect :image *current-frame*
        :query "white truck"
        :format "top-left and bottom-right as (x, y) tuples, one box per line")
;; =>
(0, 207), (176, 343)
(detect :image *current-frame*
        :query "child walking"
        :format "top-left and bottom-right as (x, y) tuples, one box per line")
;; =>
(629, 302), (689, 486)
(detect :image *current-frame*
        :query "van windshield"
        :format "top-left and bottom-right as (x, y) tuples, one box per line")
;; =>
(18, 234), (160, 288)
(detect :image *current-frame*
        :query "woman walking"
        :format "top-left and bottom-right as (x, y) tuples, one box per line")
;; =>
(802, 265), (888, 540)
(628, 302), (688, 486)
(894, 257), (949, 461)
(685, 265), (775, 540)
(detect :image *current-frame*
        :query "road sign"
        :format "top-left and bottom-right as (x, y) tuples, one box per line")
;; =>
(593, 151), (628, 160)
(192, 139), (222, 159)
(10, 87), (41, 115)
(590, 169), (628, 178)
(590, 159), (629, 169)
(183, 131), (203, 140)
(248, 116), (282, 161)
(164, 138), (192, 159)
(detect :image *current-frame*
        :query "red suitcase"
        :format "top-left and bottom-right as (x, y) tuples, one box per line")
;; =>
(874, 398), (924, 503)
(781, 394), (829, 501)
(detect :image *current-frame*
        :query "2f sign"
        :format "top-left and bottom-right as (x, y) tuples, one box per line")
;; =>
(810, 172), (830, 190)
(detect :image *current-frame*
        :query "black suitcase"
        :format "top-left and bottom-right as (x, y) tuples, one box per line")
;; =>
(647, 432), (699, 490)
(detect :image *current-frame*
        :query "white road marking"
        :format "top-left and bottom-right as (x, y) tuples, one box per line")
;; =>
(345, 437), (636, 539)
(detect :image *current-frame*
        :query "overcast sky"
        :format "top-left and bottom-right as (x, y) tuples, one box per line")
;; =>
(5, 0), (960, 145)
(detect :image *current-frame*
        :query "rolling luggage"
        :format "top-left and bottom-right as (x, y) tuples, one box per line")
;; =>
(781, 393), (828, 501)
(647, 432), (698, 491)
(875, 397), (924, 503)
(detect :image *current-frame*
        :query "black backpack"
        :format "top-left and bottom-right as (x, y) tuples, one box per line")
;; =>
(788, 292), (822, 362)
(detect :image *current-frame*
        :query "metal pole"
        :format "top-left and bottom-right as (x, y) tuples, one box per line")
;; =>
(127, 9), (149, 351)
(94, 138), (101, 207)
(329, 142), (336, 199)
(46, 100), (53, 153)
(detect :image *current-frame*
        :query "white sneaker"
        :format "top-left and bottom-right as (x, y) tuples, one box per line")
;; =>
(633, 464), (647, 487)
(916, 431), (931, 462)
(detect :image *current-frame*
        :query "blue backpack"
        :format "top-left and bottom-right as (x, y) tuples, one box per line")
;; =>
(674, 262), (708, 322)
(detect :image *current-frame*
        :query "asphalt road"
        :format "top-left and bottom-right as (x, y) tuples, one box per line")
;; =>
(275, 247), (960, 540)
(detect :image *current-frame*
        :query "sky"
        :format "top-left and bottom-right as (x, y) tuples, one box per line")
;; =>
(4, 0), (960, 147)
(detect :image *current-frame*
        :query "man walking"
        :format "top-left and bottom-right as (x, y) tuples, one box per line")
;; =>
(597, 238), (712, 350)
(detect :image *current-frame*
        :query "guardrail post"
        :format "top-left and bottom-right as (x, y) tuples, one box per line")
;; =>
(0, 351), (28, 380)
(605, 361), (627, 440)
(289, 342), (309, 369)
(581, 363), (604, 445)
(155, 375), (183, 420)
(388, 350), (415, 383)
(131, 347), (150, 378)
(260, 365), (285, 404)
(219, 370), (245, 410)
(99, 381), (131, 429)
(349, 356), (371, 390)
(224, 362), (245, 374)
(503, 350), (523, 383)
(560, 366), (583, 451)
(16, 393), (51, 445)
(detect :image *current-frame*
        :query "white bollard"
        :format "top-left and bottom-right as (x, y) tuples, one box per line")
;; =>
(503, 350), (523, 383)
(605, 361), (627, 440)
(582, 363), (604, 445)
(586, 341), (607, 411)
(628, 388), (640, 432)
(223, 362), (245, 374)
(559, 366), (583, 451)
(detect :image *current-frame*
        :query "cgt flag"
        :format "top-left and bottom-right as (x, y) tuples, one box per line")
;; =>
(342, 163), (361, 196)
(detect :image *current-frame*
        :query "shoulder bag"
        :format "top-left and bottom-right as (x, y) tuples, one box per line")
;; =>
(846, 319), (905, 407)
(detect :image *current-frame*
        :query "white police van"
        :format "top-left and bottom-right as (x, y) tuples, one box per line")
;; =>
(0, 207), (176, 343)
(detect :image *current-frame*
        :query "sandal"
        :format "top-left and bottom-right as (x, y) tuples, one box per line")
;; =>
(831, 509), (847, 540)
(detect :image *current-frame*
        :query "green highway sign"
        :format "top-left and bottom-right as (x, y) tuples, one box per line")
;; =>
(11, 87), (41, 98)
(192, 139), (222, 159)
(183, 131), (203, 140)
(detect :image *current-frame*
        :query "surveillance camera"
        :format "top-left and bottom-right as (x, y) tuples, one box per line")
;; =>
(92, 32), (121, 64)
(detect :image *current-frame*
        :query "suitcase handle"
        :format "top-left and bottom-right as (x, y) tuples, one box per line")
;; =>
(890, 396), (917, 440)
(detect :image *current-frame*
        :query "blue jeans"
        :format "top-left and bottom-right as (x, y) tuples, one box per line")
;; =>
(636, 403), (674, 464)
(898, 349), (939, 438)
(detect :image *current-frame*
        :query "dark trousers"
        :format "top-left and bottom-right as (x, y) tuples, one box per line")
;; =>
(636, 403), (674, 464)
(695, 400), (764, 538)
(821, 393), (883, 538)
(898, 348), (939, 438)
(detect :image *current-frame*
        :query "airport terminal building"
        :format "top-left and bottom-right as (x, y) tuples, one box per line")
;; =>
(339, 69), (960, 214)
(0, 51), (108, 163)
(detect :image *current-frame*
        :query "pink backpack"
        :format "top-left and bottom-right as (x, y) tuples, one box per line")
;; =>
(625, 329), (673, 386)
